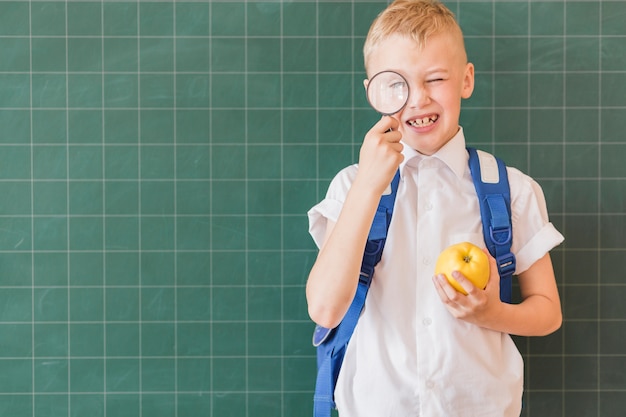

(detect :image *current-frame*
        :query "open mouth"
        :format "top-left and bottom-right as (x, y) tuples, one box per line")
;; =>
(408, 115), (439, 128)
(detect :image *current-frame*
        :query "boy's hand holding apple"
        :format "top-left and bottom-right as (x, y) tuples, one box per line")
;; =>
(434, 241), (489, 293)
(432, 242), (504, 326)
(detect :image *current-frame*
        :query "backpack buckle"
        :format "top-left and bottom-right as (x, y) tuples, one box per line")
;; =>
(496, 252), (516, 277)
(359, 270), (372, 285)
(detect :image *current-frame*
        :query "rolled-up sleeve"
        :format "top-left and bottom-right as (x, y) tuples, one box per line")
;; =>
(509, 168), (564, 274)
(307, 165), (357, 249)
(307, 199), (342, 249)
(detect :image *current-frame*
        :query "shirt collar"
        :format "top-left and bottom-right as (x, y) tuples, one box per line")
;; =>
(399, 127), (468, 179)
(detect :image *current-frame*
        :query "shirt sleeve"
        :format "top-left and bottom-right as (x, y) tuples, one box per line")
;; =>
(307, 165), (357, 249)
(508, 167), (564, 274)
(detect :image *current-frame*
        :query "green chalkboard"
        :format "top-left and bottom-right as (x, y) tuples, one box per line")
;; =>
(0, 1), (625, 416)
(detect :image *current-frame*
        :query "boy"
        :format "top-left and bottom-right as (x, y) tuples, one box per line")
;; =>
(306, 1), (564, 416)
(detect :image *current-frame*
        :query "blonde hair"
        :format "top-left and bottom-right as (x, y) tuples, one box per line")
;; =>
(363, 0), (465, 72)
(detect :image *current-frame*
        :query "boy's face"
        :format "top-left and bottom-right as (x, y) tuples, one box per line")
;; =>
(365, 32), (474, 156)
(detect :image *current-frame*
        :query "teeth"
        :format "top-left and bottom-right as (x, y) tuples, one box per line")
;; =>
(409, 115), (438, 127)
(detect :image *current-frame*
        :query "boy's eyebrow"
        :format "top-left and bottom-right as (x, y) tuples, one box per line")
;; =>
(424, 67), (450, 75)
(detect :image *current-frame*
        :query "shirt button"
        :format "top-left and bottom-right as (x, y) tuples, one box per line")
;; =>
(422, 257), (431, 265)
(426, 380), (435, 389)
(424, 201), (433, 211)
(422, 317), (432, 326)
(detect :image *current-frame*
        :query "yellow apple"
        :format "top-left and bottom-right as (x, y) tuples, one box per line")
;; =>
(435, 242), (489, 295)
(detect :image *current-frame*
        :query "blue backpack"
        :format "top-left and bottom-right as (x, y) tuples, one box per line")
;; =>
(311, 147), (516, 417)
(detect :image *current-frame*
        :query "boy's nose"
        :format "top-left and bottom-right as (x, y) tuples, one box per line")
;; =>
(407, 84), (430, 108)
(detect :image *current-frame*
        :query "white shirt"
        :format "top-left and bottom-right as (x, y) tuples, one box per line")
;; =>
(308, 128), (564, 417)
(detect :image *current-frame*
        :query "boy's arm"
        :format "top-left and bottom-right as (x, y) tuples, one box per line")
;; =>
(306, 117), (403, 329)
(305, 192), (380, 330)
(433, 252), (562, 336)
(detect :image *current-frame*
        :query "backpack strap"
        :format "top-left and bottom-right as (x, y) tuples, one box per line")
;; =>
(467, 147), (515, 303)
(312, 169), (400, 417)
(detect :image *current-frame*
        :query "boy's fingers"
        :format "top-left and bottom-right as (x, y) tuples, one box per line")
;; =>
(451, 271), (477, 295)
(383, 126), (402, 146)
(376, 115), (400, 136)
(434, 273), (460, 300)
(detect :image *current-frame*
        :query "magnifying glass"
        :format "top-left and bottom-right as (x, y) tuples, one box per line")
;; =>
(366, 70), (410, 116)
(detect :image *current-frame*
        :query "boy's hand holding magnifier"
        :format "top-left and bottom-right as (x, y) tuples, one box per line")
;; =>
(357, 71), (411, 196)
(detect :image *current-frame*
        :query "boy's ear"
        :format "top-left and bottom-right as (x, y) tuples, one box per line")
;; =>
(461, 63), (475, 99)
(363, 78), (369, 91)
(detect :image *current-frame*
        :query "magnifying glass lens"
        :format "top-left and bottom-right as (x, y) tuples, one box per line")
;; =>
(366, 71), (409, 116)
